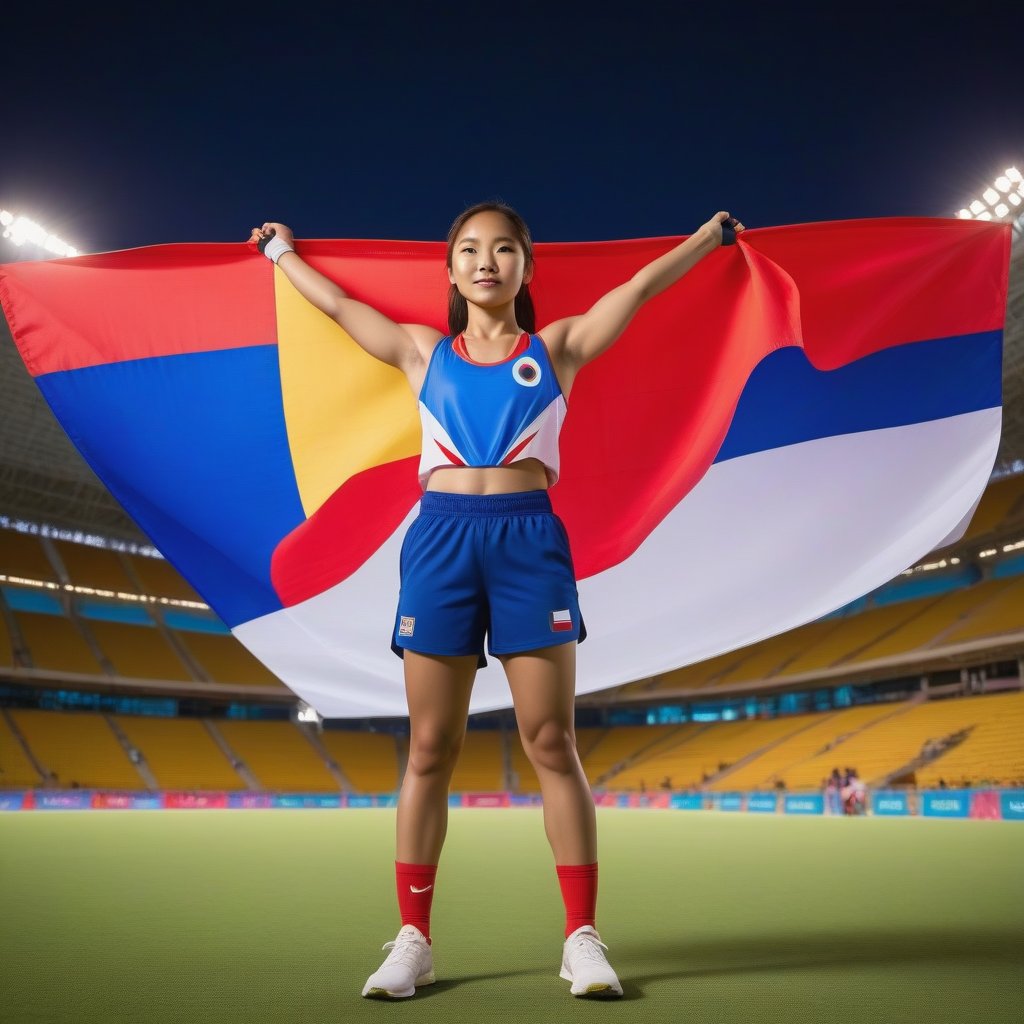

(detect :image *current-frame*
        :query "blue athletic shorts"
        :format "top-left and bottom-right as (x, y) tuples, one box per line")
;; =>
(391, 490), (587, 667)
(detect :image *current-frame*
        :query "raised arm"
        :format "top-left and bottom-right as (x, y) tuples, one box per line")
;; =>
(249, 222), (440, 374)
(543, 211), (745, 372)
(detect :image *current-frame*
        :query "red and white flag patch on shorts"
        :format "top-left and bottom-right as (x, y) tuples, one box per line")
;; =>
(550, 609), (573, 632)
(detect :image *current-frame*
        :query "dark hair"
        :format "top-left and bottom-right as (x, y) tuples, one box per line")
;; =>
(446, 201), (536, 336)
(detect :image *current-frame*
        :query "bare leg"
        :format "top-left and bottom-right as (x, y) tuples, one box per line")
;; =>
(501, 642), (596, 864)
(395, 650), (478, 864)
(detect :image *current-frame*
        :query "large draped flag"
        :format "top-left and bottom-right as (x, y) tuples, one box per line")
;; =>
(0, 218), (1010, 717)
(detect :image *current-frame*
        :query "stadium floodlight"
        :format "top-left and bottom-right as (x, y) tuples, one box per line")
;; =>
(957, 167), (1023, 226)
(0, 208), (79, 257)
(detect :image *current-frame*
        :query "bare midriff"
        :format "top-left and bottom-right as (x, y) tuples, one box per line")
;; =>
(425, 458), (550, 495)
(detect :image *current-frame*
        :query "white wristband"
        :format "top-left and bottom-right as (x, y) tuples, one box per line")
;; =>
(263, 235), (294, 264)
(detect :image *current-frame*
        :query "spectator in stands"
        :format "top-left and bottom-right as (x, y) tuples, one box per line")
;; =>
(825, 768), (842, 815)
(841, 768), (866, 815)
(659, 775), (672, 790)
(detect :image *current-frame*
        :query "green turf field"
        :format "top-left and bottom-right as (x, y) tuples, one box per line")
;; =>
(2, 808), (1022, 1023)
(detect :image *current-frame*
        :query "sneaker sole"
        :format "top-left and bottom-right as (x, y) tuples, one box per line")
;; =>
(573, 983), (622, 998)
(560, 966), (622, 998)
(362, 972), (436, 999)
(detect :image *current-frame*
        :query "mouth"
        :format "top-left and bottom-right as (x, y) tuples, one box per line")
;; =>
(474, 279), (500, 286)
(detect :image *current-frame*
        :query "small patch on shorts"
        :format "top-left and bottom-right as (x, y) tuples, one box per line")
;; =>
(550, 609), (573, 632)
(399, 616), (416, 637)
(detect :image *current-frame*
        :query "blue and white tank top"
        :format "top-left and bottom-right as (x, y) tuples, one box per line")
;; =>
(417, 332), (567, 490)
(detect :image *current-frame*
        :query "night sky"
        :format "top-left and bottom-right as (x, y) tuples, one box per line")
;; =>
(4, 4), (1021, 255)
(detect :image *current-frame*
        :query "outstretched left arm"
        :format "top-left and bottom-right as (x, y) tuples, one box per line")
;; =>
(543, 211), (744, 374)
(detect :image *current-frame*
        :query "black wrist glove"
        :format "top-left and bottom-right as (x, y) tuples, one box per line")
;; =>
(721, 216), (740, 246)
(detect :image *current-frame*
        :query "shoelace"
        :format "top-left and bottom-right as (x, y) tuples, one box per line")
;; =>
(379, 932), (426, 969)
(567, 931), (611, 964)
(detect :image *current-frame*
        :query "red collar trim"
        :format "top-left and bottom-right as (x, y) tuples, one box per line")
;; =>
(453, 332), (530, 366)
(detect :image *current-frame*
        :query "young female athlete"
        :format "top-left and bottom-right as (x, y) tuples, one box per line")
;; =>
(249, 203), (744, 999)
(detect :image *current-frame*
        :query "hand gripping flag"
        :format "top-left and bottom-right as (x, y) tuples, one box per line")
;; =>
(0, 218), (1010, 717)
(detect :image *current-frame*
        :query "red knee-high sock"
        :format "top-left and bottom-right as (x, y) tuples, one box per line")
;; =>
(395, 861), (437, 943)
(556, 862), (598, 937)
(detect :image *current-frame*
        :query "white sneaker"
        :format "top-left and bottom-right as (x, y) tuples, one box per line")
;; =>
(559, 924), (623, 997)
(361, 924), (435, 999)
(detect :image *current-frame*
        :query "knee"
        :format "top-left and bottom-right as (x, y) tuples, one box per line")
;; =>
(523, 720), (577, 775)
(408, 729), (463, 778)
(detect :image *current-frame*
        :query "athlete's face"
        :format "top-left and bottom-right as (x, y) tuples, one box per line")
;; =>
(448, 210), (533, 309)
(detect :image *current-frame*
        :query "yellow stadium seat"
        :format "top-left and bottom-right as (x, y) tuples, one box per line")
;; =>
(781, 697), (1006, 788)
(123, 553), (204, 602)
(775, 604), (927, 676)
(449, 731), (506, 791)
(319, 730), (401, 793)
(175, 631), (283, 686)
(916, 691), (1024, 788)
(709, 703), (911, 791)
(847, 579), (1017, 662)
(216, 720), (339, 791)
(0, 613), (14, 668)
(940, 576), (1024, 645)
(645, 650), (747, 691)
(608, 717), (810, 791)
(0, 712), (43, 787)
(88, 621), (194, 680)
(16, 611), (104, 675)
(0, 530), (57, 582)
(12, 709), (144, 789)
(960, 474), (1024, 541)
(714, 619), (846, 685)
(114, 714), (247, 790)
(51, 539), (140, 595)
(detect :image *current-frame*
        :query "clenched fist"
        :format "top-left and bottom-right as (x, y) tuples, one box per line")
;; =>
(701, 211), (746, 247)
(248, 222), (295, 248)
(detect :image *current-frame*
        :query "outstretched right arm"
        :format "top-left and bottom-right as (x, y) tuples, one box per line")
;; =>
(249, 222), (440, 374)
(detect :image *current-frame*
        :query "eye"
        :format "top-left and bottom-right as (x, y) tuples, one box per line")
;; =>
(461, 246), (476, 253)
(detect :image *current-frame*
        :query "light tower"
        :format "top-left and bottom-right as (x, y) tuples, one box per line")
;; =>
(0, 209), (81, 260)
(956, 166), (1024, 237)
